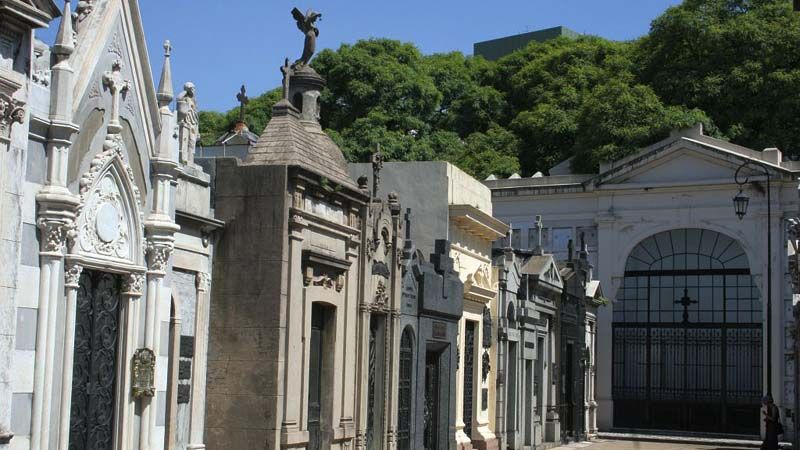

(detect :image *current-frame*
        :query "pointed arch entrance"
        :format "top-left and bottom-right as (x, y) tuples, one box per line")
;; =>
(612, 229), (762, 434)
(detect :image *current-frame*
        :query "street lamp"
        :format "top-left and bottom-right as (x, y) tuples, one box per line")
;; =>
(732, 160), (772, 397)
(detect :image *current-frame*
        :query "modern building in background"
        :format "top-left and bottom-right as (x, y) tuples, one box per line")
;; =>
(473, 26), (579, 60)
(486, 124), (800, 439)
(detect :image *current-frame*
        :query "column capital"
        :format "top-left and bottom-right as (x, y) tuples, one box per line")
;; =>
(37, 216), (73, 255)
(123, 272), (146, 296)
(0, 93), (24, 145)
(146, 238), (174, 275)
(64, 263), (83, 288)
(196, 272), (210, 293)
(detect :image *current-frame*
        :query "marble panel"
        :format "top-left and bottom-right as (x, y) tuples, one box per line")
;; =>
(10, 393), (31, 435)
(13, 308), (36, 351)
(19, 224), (37, 267)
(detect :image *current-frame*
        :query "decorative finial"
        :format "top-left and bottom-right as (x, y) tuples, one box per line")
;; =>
(236, 85), (249, 123)
(157, 40), (174, 108)
(291, 7), (322, 68)
(53, 0), (75, 58)
(371, 143), (384, 198)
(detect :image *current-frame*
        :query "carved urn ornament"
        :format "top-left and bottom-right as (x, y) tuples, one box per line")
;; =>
(132, 348), (156, 398)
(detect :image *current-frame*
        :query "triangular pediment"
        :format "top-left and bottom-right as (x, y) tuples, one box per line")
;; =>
(617, 149), (737, 184)
(596, 138), (786, 187)
(521, 254), (563, 290)
(71, 0), (159, 156)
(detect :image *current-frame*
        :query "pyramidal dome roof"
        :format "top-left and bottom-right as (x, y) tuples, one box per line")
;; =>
(244, 66), (357, 190)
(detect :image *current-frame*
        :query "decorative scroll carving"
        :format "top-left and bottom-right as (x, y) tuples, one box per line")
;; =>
(482, 305), (493, 349)
(132, 348), (156, 398)
(0, 93), (25, 142)
(374, 280), (388, 308)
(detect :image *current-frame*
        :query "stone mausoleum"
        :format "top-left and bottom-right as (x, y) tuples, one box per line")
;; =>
(1, 1), (222, 450)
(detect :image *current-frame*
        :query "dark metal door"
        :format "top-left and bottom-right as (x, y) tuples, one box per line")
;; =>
(463, 321), (475, 439)
(613, 229), (763, 434)
(69, 270), (121, 450)
(562, 343), (575, 438)
(423, 350), (441, 450)
(398, 330), (413, 450)
(308, 305), (324, 450)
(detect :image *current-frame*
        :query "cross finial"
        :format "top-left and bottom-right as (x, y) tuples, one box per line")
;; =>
(371, 143), (384, 198)
(533, 214), (544, 255)
(236, 84), (249, 122)
(103, 60), (131, 134)
(164, 40), (172, 57)
(280, 58), (292, 101)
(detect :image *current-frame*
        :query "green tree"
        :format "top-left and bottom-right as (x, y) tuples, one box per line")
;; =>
(636, 0), (800, 156)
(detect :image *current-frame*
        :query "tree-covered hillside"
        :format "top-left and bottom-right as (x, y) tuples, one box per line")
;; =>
(199, 0), (800, 179)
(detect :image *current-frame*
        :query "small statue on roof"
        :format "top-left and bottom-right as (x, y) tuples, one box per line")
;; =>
(291, 7), (322, 68)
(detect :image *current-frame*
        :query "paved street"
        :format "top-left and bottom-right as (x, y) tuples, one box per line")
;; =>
(552, 440), (754, 450)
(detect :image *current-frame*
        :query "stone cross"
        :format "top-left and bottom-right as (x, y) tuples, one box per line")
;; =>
(371, 144), (383, 198)
(533, 214), (544, 254)
(675, 288), (697, 324)
(102, 60), (130, 134)
(236, 85), (249, 122)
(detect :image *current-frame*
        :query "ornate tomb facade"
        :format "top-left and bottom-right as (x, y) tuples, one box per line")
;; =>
(1, 1), (222, 450)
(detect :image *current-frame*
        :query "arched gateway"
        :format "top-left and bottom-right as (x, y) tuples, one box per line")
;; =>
(612, 229), (762, 433)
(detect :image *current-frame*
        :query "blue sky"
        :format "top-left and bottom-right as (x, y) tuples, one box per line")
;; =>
(41, 0), (682, 111)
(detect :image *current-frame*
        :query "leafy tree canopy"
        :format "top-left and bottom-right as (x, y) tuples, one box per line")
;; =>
(199, 0), (800, 178)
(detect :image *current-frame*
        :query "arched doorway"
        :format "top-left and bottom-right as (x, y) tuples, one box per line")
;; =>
(612, 229), (762, 433)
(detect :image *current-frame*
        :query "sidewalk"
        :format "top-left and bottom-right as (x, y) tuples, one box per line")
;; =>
(551, 438), (766, 450)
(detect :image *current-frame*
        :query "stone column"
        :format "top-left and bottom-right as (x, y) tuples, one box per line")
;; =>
(187, 272), (211, 450)
(30, 3), (80, 449)
(140, 241), (173, 450)
(164, 313), (181, 450)
(118, 273), (145, 450)
(56, 263), (82, 450)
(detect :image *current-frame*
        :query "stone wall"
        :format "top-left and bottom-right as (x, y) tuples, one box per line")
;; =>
(206, 159), (288, 449)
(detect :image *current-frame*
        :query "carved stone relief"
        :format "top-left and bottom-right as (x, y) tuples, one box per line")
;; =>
(0, 93), (24, 142)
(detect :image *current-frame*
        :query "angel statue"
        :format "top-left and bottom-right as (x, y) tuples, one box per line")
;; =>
(291, 7), (322, 68)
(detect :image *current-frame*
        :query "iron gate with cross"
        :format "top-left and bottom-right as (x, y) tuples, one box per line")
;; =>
(612, 229), (763, 434)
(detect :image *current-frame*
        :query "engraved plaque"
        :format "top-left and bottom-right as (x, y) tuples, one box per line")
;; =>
(132, 348), (155, 398)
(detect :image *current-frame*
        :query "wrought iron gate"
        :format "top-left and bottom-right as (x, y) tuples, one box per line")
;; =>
(463, 321), (475, 439)
(398, 329), (413, 450)
(613, 323), (762, 432)
(69, 270), (121, 450)
(613, 229), (763, 435)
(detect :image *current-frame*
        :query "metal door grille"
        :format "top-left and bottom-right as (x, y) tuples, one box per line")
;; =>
(398, 329), (413, 450)
(69, 270), (120, 450)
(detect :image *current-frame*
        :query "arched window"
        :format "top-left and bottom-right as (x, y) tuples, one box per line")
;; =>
(507, 303), (516, 328)
(615, 228), (760, 324)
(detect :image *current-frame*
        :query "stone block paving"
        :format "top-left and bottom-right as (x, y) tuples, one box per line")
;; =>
(551, 439), (758, 450)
